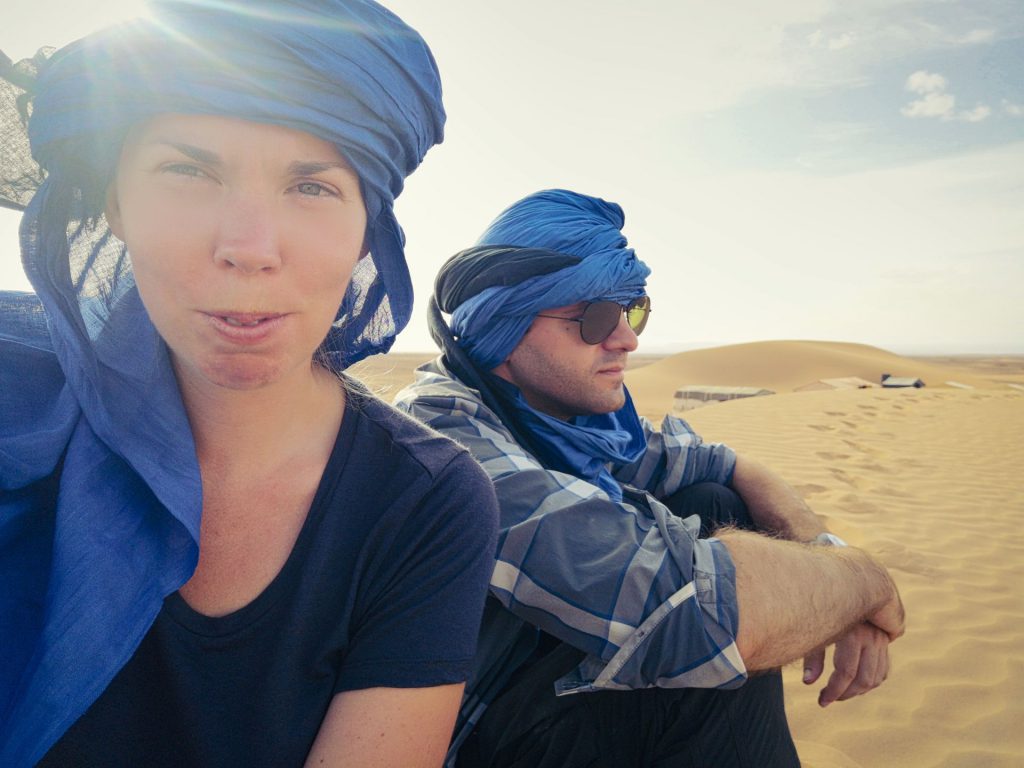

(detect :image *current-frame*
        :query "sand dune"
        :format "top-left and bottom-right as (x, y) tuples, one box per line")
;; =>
(353, 342), (1024, 767)
(682, 385), (1024, 768)
(624, 340), (1008, 421)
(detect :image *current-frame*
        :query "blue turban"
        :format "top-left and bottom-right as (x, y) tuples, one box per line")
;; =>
(0, 1), (444, 763)
(432, 189), (651, 502)
(451, 189), (651, 370)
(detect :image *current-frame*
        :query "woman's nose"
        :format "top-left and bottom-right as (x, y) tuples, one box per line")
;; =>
(212, 194), (282, 274)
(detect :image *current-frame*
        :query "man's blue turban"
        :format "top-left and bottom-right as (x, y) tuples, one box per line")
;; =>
(431, 190), (651, 502)
(0, 1), (444, 763)
(450, 189), (651, 369)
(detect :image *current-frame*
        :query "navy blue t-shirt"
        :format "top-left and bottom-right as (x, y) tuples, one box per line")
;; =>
(40, 387), (499, 767)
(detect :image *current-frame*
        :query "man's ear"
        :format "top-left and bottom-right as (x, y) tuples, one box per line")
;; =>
(104, 181), (124, 241)
(491, 360), (513, 384)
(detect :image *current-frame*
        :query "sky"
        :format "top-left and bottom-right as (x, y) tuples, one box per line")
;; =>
(2, 0), (1022, 354)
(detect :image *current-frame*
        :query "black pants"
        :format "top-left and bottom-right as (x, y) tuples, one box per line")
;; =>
(457, 484), (800, 768)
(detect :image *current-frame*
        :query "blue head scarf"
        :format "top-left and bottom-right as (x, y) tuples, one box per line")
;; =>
(0, 2), (444, 763)
(439, 189), (651, 500)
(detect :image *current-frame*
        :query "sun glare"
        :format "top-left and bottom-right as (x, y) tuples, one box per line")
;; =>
(3, 1), (151, 61)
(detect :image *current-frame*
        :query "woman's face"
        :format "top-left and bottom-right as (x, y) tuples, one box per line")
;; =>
(106, 113), (367, 393)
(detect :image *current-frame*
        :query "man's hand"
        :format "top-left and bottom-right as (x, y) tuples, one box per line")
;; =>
(803, 622), (891, 707)
(726, 532), (906, 671)
(867, 583), (907, 642)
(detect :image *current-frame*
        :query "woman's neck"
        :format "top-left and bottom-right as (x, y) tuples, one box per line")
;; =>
(177, 362), (346, 474)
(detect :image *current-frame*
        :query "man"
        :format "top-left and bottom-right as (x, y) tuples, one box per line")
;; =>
(394, 189), (904, 768)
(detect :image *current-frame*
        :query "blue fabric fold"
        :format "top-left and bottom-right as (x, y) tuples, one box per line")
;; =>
(451, 189), (650, 369)
(488, 376), (646, 501)
(442, 189), (651, 501)
(0, 1), (444, 764)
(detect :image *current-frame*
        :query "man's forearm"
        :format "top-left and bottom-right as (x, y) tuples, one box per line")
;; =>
(718, 530), (904, 671)
(729, 456), (826, 541)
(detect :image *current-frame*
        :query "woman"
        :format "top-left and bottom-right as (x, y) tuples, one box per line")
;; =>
(0, 2), (499, 766)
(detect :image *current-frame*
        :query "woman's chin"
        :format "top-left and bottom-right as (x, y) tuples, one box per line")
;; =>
(176, 354), (295, 394)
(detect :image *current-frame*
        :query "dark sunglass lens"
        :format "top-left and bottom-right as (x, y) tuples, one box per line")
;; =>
(626, 297), (650, 336)
(580, 301), (623, 344)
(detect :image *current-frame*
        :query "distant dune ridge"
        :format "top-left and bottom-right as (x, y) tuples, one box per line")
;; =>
(623, 340), (1012, 421)
(352, 341), (1024, 768)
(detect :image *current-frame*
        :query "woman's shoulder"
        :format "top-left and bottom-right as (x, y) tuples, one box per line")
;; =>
(324, 378), (497, 546)
(344, 376), (482, 481)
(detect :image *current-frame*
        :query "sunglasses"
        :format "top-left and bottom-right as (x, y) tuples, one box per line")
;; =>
(536, 296), (651, 345)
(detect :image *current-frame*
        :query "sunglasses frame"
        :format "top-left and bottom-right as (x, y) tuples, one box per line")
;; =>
(536, 296), (651, 345)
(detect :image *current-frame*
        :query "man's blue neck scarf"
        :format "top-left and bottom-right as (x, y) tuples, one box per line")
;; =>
(487, 375), (645, 501)
(437, 189), (652, 501)
(0, 2), (444, 763)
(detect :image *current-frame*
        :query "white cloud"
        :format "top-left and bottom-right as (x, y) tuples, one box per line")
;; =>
(900, 70), (991, 123)
(955, 28), (996, 45)
(1003, 99), (1024, 117)
(959, 104), (992, 123)
(902, 90), (956, 119)
(807, 29), (856, 51)
(906, 70), (948, 94)
(828, 32), (856, 50)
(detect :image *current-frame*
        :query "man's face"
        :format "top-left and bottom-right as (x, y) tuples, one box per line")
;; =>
(492, 300), (639, 420)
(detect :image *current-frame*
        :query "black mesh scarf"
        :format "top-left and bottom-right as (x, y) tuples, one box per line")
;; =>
(428, 245), (581, 460)
(0, 49), (48, 213)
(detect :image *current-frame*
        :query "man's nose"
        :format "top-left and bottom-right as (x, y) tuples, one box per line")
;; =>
(603, 311), (639, 352)
(212, 194), (282, 274)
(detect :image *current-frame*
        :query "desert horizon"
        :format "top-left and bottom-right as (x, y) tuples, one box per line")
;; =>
(351, 339), (1024, 768)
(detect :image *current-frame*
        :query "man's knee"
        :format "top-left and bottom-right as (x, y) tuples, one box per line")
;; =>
(662, 482), (755, 535)
(463, 670), (798, 768)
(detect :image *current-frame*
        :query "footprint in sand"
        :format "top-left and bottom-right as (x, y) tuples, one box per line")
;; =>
(817, 452), (850, 461)
(871, 541), (941, 577)
(841, 438), (882, 458)
(808, 424), (835, 432)
(855, 462), (892, 474)
(828, 468), (863, 489)
(836, 494), (881, 515)
(872, 484), (914, 499)
(794, 483), (829, 497)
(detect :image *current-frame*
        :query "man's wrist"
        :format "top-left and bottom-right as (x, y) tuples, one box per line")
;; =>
(811, 532), (848, 547)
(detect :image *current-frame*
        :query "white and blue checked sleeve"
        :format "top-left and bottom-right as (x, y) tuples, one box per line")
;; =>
(612, 415), (737, 499)
(394, 368), (747, 692)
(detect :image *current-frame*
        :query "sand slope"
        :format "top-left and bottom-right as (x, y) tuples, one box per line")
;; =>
(682, 387), (1024, 768)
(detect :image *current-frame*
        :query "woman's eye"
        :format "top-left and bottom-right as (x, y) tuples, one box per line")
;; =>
(164, 163), (205, 179)
(295, 181), (334, 197)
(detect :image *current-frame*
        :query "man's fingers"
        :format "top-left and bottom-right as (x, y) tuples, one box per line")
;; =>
(819, 624), (890, 707)
(818, 644), (858, 707)
(803, 647), (825, 685)
(836, 643), (879, 702)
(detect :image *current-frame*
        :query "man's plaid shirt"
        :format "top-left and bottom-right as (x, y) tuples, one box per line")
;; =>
(393, 359), (748, 764)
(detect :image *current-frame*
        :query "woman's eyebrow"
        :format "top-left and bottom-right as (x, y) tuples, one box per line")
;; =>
(287, 160), (352, 176)
(145, 139), (350, 176)
(151, 140), (221, 166)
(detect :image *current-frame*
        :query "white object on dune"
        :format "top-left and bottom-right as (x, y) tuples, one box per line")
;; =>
(673, 385), (774, 411)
